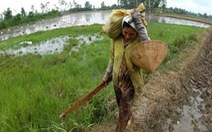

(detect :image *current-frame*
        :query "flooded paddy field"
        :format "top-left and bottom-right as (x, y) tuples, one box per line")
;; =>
(0, 11), (211, 132)
(0, 33), (103, 57)
(0, 11), (210, 41)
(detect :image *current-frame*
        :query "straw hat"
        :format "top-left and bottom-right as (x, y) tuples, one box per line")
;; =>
(130, 40), (168, 72)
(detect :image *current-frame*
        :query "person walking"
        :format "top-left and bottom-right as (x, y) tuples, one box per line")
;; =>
(102, 9), (150, 132)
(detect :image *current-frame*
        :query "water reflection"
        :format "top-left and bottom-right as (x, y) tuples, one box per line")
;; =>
(0, 33), (103, 57)
(0, 36), (69, 56)
(157, 16), (210, 27)
(0, 11), (211, 41)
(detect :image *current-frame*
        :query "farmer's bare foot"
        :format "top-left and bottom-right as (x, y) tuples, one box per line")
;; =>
(126, 118), (132, 129)
(126, 113), (133, 130)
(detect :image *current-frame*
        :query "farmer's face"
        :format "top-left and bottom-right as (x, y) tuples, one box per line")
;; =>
(122, 27), (137, 43)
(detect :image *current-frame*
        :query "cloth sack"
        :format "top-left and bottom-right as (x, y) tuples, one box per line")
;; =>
(102, 3), (147, 39)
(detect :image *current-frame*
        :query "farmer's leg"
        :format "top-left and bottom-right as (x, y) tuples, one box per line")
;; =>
(115, 86), (135, 132)
(114, 86), (121, 106)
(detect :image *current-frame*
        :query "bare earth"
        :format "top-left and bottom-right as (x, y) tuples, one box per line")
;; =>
(90, 28), (212, 132)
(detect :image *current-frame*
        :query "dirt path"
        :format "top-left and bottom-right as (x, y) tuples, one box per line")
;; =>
(90, 28), (212, 132)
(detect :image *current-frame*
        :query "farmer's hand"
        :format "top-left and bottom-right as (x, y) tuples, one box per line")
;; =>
(131, 9), (150, 41)
(102, 74), (112, 87)
(102, 61), (113, 86)
(132, 9), (141, 21)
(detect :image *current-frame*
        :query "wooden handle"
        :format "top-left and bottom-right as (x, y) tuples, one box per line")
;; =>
(60, 82), (107, 119)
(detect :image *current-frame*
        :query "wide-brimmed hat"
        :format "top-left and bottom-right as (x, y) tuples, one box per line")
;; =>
(130, 40), (168, 72)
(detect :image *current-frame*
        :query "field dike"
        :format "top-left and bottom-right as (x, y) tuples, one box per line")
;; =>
(90, 28), (212, 132)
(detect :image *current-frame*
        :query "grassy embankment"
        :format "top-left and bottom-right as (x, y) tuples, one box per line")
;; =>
(0, 22), (206, 131)
(156, 13), (212, 25)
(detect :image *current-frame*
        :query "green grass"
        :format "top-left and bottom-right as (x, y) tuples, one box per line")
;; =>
(0, 23), (207, 131)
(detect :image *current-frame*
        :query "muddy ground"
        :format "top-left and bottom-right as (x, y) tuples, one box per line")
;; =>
(90, 28), (212, 132)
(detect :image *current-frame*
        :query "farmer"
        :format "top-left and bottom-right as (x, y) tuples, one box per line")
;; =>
(102, 9), (150, 132)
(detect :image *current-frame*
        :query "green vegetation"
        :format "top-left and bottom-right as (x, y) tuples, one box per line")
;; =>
(0, 23), (206, 131)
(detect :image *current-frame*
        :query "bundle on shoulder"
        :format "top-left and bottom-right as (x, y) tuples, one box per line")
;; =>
(102, 3), (147, 39)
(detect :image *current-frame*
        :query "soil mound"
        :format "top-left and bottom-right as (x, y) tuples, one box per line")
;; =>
(90, 28), (212, 132)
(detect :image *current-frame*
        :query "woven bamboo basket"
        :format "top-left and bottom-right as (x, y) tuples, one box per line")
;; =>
(130, 40), (168, 72)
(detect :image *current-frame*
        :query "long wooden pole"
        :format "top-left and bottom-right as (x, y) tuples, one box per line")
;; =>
(60, 81), (107, 119)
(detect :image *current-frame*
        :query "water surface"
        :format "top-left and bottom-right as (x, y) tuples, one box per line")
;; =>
(0, 11), (210, 41)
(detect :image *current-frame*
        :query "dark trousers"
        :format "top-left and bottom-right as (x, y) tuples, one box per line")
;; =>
(114, 85), (135, 132)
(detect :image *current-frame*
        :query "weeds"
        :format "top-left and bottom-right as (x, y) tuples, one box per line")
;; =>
(0, 23), (206, 131)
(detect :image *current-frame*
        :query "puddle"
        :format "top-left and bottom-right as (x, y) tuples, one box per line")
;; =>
(70, 34), (103, 52)
(164, 78), (208, 132)
(0, 33), (103, 57)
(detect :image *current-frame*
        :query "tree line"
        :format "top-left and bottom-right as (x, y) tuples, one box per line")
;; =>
(0, 0), (211, 30)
